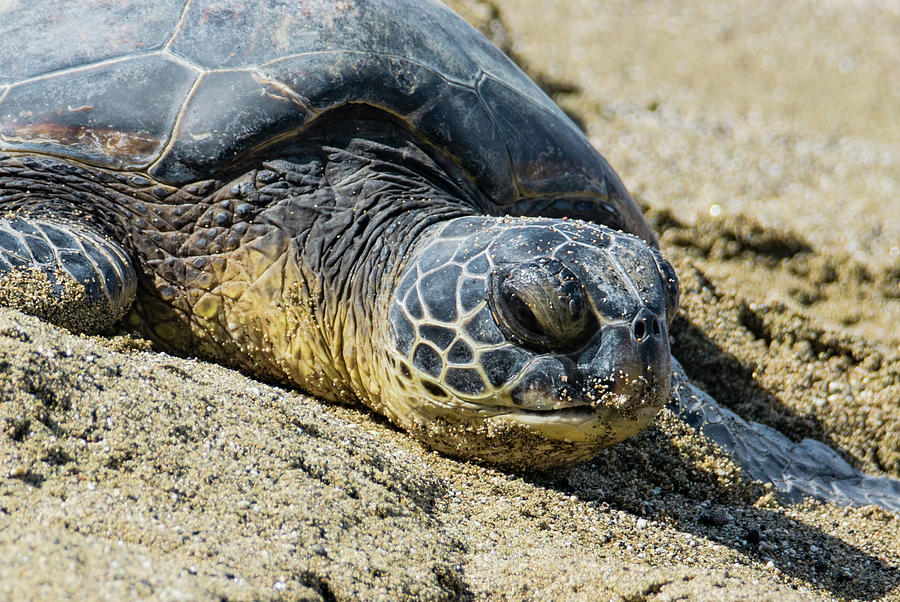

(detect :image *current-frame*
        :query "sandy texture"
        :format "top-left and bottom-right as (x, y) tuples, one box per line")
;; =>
(4, 306), (898, 600)
(1, 0), (899, 600)
(479, 0), (900, 349)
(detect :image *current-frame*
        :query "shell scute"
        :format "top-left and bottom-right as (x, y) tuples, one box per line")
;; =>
(411, 79), (515, 204)
(477, 75), (609, 199)
(149, 68), (314, 183)
(0, 1), (183, 80)
(0, 53), (197, 169)
(168, 0), (482, 81)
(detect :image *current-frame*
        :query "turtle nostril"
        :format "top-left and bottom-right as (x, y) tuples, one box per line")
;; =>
(633, 320), (646, 341)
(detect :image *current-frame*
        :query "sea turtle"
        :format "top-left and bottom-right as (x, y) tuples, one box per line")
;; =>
(0, 0), (678, 468)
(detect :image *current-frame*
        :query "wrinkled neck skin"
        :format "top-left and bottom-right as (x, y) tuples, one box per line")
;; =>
(290, 124), (479, 405)
(130, 116), (480, 406)
(0, 117), (477, 406)
(299, 140), (478, 405)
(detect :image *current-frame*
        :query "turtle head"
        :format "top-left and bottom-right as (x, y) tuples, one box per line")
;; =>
(376, 215), (679, 468)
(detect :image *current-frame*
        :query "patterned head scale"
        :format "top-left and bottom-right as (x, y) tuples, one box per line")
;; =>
(378, 216), (679, 467)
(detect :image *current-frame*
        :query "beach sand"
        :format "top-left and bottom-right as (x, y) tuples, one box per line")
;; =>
(1, 0), (898, 599)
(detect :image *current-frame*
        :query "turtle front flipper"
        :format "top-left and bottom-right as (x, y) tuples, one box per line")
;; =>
(0, 215), (136, 333)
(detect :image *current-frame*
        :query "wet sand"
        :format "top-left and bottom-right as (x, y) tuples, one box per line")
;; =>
(1, 0), (899, 599)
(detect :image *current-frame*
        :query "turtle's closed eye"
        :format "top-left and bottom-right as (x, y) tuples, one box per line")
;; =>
(490, 257), (595, 352)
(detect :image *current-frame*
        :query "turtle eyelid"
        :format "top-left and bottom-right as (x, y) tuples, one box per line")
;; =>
(488, 260), (594, 352)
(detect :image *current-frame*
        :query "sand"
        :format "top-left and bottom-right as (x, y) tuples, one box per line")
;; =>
(1, 0), (899, 600)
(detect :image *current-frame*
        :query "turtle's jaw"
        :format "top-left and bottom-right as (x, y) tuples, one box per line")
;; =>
(490, 400), (663, 447)
(493, 371), (671, 447)
(491, 313), (672, 444)
(401, 388), (668, 468)
(386, 319), (673, 467)
(494, 357), (670, 447)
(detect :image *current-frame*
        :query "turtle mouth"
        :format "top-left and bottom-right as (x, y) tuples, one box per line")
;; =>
(491, 384), (661, 422)
(485, 395), (664, 446)
(474, 358), (670, 444)
(489, 403), (600, 421)
(503, 359), (661, 413)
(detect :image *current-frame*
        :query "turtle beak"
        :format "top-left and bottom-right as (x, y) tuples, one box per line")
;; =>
(496, 307), (671, 447)
(505, 306), (671, 414)
(579, 307), (672, 410)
